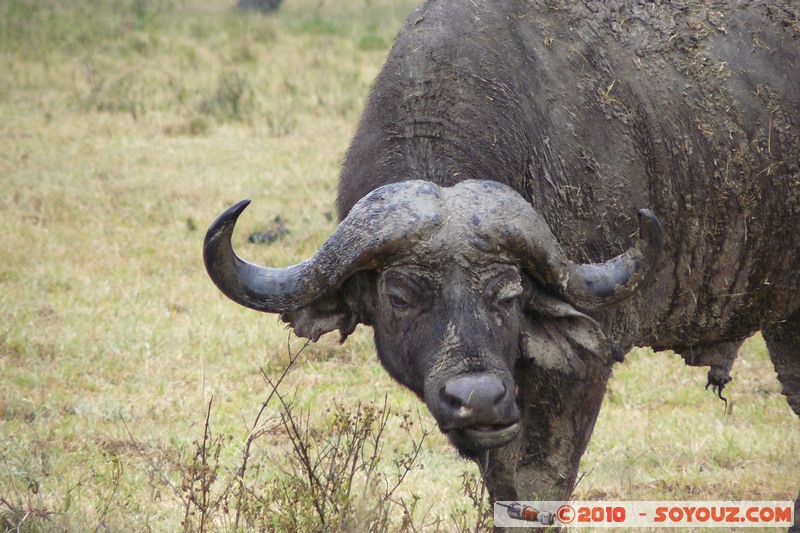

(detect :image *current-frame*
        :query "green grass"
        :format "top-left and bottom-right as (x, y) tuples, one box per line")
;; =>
(582, 338), (800, 503)
(1, 0), (798, 531)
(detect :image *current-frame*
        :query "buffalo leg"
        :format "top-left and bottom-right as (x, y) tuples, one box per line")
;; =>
(482, 357), (612, 502)
(763, 309), (800, 533)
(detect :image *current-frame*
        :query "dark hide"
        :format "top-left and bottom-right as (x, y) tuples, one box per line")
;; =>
(335, 0), (800, 522)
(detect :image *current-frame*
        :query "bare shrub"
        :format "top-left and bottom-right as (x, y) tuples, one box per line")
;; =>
(0, 495), (55, 532)
(252, 394), (435, 531)
(197, 71), (255, 123)
(122, 336), (491, 532)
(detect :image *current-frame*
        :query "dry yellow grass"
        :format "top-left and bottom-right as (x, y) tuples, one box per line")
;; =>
(1, 0), (798, 531)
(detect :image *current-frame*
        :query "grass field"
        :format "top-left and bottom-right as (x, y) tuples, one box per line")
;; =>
(1, 0), (798, 531)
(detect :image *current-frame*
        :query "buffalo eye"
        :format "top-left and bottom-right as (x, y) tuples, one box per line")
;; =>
(388, 293), (410, 310)
(493, 280), (523, 312)
(497, 294), (518, 309)
(381, 267), (433, 313)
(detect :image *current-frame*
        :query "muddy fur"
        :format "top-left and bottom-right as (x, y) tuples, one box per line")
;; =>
(333, 0), (800, 521)
(339, 0), (800, 349)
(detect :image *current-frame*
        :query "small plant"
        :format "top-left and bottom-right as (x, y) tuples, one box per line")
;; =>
(139, 338), (472, 532)
(179, 399), (226, 532)
(450, 470), (493, 532)
(258, 394), (433, 531)
(0, 495), (54, 532)
(197, 71), (254, 124)
(0, 461), (55, 533)
(265, 106), (296, 137)
(163, 115), (211, 137)
(78, 57), (145, 120)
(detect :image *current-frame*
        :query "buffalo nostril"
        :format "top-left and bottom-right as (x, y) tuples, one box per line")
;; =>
(441, 374), (507, 418)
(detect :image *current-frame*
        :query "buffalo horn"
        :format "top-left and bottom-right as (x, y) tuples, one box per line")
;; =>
(561, 209), (663, 310)
(494, 194), (662, 310)
(203, 181), (444, 313)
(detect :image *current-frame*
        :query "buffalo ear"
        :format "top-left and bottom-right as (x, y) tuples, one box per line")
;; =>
(280, 272), (376, 343)
(519, 287), (612, 380)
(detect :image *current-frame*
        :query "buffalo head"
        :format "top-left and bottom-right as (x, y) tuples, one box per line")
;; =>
(204, 180), (662, 453)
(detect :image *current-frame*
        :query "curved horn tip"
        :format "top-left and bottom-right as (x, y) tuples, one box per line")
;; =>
(562, 208), (663, 311)
(218, 198), (252, 224)
(230, 198), (252, 213)
(636, 208), (663, 247)
(204, 199), (252, 244)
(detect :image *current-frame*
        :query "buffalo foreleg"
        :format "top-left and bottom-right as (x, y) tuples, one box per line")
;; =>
(764, 310), (800, 533)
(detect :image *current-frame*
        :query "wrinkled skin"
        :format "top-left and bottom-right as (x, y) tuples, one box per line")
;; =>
(374, 260), (524, 452)
(205, 0), (800, 529)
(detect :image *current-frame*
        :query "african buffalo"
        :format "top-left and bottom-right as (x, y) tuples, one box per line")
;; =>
(204, 0), (800, 528)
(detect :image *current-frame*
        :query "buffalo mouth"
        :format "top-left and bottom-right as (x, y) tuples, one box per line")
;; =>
(448, 421), (520, 451)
